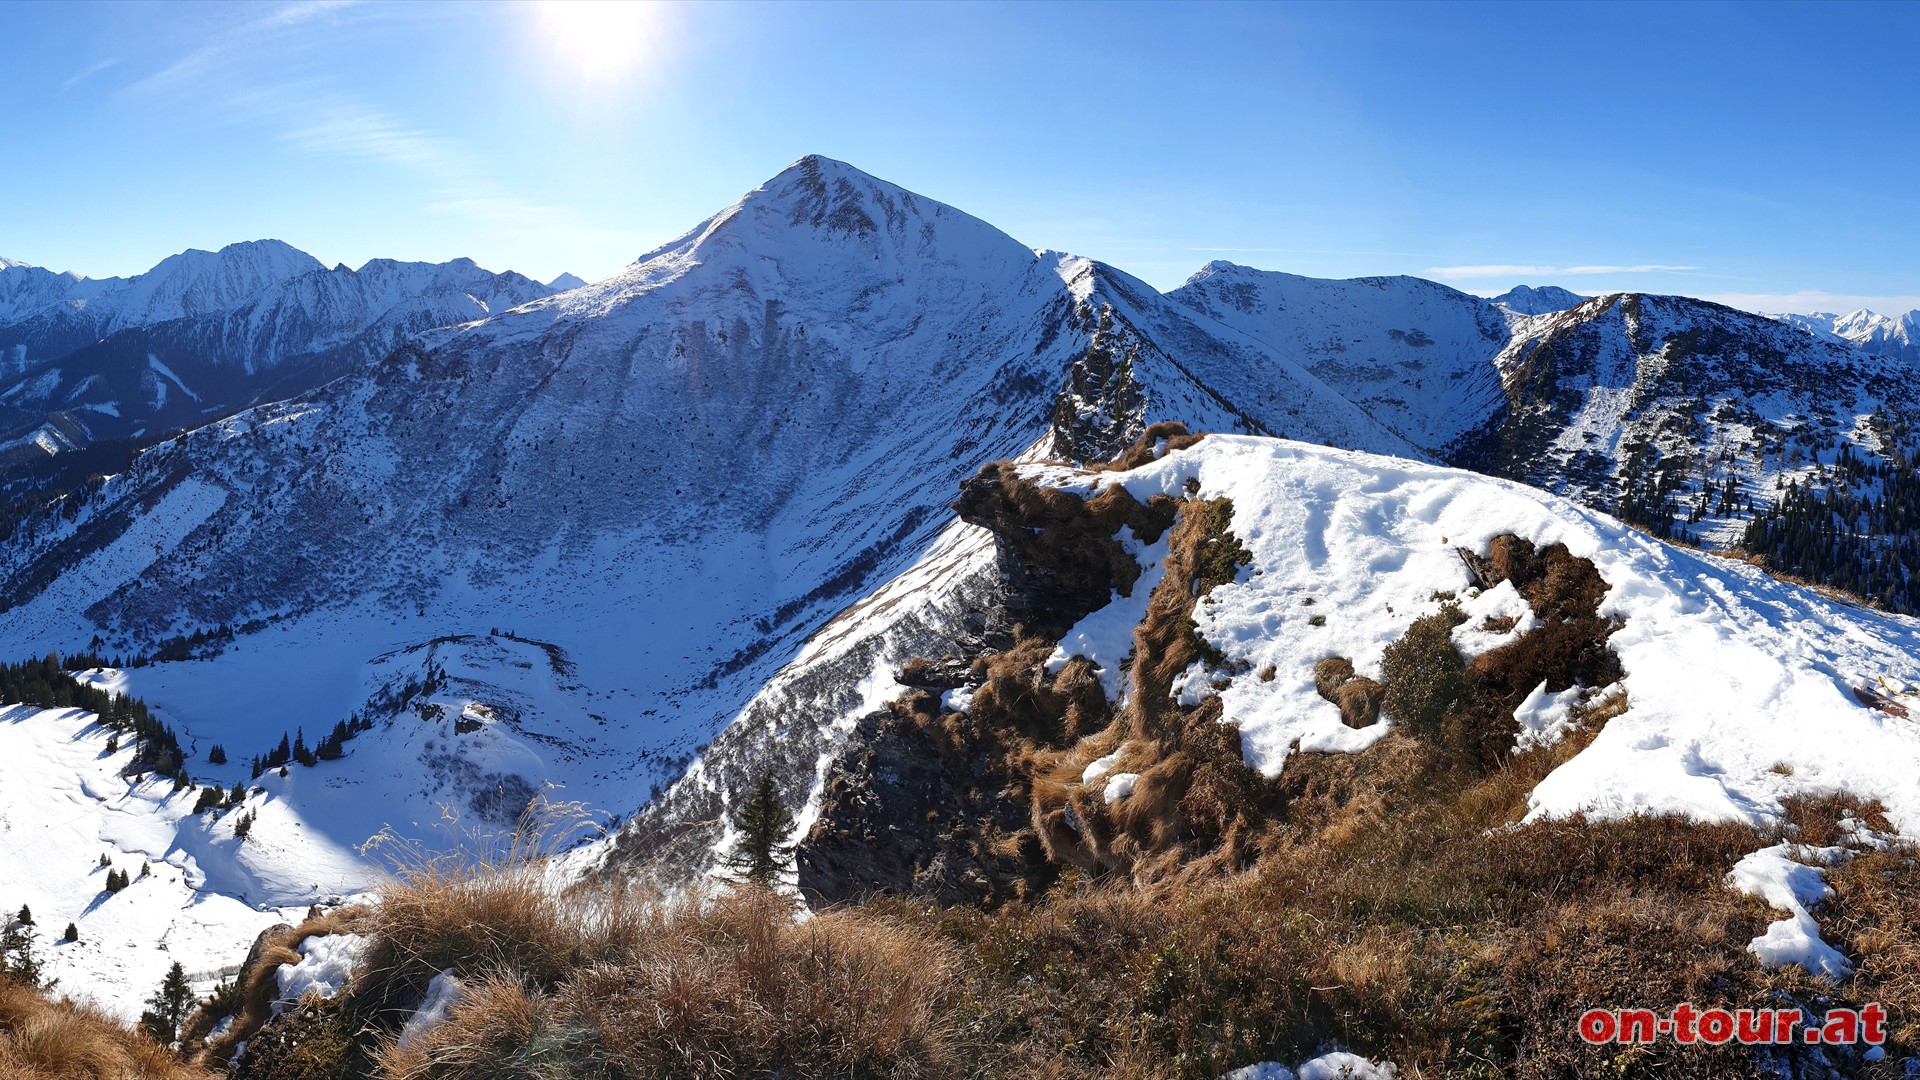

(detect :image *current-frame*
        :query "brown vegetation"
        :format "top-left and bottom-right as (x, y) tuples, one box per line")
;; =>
(0, 979), (211, 1080)
(1086, 420), (1208, 473)
(1313, 657), (1384, 728)
(371, 886), (958, 1080)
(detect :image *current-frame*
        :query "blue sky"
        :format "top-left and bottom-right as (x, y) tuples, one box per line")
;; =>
(3, 0), (1917, 312)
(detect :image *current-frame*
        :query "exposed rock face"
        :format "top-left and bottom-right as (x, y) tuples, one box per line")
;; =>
(796, 687), (1051, 907)
(1048, 303), (1148, 464)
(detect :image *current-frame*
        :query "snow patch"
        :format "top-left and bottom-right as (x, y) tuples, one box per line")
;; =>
(1020, 435), (1920, 839)
(396, 969), (467, 1049)
(1727, 844), (1851, 978)
(1225, 1051), (1398, 1080)
(1046, 528), (1171, 703)
(1511, 681), (1593, 753)
(1082, 750), (1123, 785)
(275, 932), (368, 1012)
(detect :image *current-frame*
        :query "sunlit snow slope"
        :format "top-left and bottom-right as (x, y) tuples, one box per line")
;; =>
(1025, 435), (1920, 833)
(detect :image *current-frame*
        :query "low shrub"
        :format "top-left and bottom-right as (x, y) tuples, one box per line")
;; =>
(1379, 602), (1467, 741)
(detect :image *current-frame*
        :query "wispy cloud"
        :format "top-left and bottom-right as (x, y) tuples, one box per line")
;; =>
(61, 58), (121, 92)
(115, 3), (635, 264)
(1425, 263), (1699, 279)
(1703, 291), (1920, 317)
(282, 108), (445, 169)
(126, 0), (363, 97)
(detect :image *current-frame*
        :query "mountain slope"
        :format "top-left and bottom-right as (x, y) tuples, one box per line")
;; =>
(0, 247), (567, 531)
(0, 241), (324, 368)
(1167, 261), (1510, 456)
(0, 157), (1335, 904)
(1451, 293), (1920, 598)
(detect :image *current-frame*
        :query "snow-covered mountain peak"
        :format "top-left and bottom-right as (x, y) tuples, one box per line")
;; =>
(1772, 306), (1920, 364)
(107, 238), (325, 329)
(548, 272), (589, 292)
(1490, 284), (1586, 315)
(431, 157), (1053, 357)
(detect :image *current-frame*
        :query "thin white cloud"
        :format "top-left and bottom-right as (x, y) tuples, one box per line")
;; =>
(282, 109), (445, 169)
(61, 58), (121, 92)
(1425, 263), (1698, 279)
(126, 0), (362, 97)
(1703, 291), (1920, 317)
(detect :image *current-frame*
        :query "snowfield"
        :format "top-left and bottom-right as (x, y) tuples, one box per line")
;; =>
(0, 704), (309, 1021)
(1026, 435), (1920, 835)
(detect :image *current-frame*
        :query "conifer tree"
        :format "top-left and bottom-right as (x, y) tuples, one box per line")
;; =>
(1, 910), (41, 987)
(139, 961), (193, 1045)
(724, 770), (796, 885)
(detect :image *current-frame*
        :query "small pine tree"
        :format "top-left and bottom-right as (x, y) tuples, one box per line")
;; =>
(233, 810), (255, 842)
(15, 904), (30, 926)
(724, 770), (796, 885)
(140, 861), (151, 879)
(139, 961), (193, 1046)
(63, 922), (78, 944)
(1, 913), (41, 988)
(207, 744), (227, 765)
(98, 853), (111, 868)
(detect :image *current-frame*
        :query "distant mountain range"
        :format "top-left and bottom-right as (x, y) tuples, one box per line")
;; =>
(0, 242), (582, 513)
(1774, 307), (1920, 365)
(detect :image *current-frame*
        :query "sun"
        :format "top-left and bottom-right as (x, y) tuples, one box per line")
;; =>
(534, 0), (664, 85)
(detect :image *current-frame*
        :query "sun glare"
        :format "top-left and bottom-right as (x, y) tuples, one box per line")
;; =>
(535, 0), (663, 85)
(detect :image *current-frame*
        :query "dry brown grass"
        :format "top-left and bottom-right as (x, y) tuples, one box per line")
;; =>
(0, 979), (212, 1080)
(365, 883), (960, 1080)
(1085, 421), (1206, 472)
